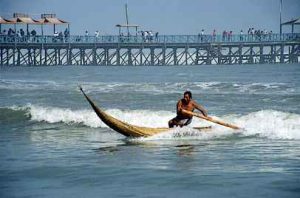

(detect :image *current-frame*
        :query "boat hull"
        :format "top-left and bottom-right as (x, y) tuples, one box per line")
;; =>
(80, 88), (211, 137)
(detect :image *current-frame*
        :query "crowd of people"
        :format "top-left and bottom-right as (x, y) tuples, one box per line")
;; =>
(0, 28), (38, 42)
(0, 27), (70, 42)
(198, 28), (276, 42)
(0, 27), (291, 44)
(140, 31), (159, 42)
(0, 28), (37, 37)
(115, 30), (159, 42)
(53, 28), (70, 42)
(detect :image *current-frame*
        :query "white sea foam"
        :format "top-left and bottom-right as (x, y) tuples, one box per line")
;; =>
(139, 126), (233, 141)
(11, 104), (173, 128)
(235, 110), (300, 139)
(8, 105), (300, 140)
(0, 79), (61, 90)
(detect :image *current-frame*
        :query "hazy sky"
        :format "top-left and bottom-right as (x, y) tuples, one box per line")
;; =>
(1, 0), (299, 35)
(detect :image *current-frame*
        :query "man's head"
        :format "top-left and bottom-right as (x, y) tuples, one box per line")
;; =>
(183, 91), (192, 103)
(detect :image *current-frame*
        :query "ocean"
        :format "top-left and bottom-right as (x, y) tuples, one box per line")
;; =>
(0, 64), (300, 197)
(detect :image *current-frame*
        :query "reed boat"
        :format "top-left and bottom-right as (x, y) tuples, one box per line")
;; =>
(80, 87), (211, 137)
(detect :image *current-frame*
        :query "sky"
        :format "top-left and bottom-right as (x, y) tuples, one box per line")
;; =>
(0, 0), (299, 35)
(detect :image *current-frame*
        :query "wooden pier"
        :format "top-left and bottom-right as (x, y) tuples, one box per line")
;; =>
(0, 34), (299, 66)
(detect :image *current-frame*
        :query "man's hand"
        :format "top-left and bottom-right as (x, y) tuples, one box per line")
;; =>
(178, 107), (183, 113)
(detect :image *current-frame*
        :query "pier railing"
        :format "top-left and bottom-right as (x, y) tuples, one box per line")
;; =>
(0, 33), (299, 44)
(1, 32), (299, 66)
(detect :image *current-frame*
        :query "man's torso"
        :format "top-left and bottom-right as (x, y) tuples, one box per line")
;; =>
(177, 99), (195, 119)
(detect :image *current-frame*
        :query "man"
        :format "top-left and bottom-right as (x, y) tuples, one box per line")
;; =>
(168, 91), (208, 128)
(95, 30), (100, 38)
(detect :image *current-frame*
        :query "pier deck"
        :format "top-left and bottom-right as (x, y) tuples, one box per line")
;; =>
(1, 34), (299, 66)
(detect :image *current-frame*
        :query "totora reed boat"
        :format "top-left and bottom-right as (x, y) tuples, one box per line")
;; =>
(80, 87), (211, 137)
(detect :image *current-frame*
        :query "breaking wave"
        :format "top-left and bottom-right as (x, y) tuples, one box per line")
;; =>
(1, 104), (300, 140)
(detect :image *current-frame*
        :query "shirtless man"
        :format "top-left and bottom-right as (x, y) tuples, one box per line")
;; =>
(168, 91), (208, 128)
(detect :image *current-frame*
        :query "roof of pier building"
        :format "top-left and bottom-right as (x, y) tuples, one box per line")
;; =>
(281, 17), (300, 25)
(116, 24), (139, 28)
(0, 13), (68, 25)
(0, 16), (14, 24)
(37, 14), (68, 25)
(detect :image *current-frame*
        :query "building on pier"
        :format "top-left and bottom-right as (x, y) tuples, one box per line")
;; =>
(0, 13), (69, 36)
(281, 17), (300, 34)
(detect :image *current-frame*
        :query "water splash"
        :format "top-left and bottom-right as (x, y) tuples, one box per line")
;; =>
(4, 105), (300, 140)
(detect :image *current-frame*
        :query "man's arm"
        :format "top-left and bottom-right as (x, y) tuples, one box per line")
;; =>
(177, 100), (183, 114)
(193, 101), (208, 117)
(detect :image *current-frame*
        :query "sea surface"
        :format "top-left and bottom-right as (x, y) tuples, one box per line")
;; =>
(0, 64), (300, 198)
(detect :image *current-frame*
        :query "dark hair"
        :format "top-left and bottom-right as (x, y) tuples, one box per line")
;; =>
(184, 91), (192, 99)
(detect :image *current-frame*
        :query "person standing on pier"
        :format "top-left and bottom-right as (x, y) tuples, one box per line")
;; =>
(201, 29), (204, 42)
(64, 28), (69, 38)
(168, 91), (208, 128)
(212, 29), (216, 41)
(155, 32), (159, 42)
(95, 30), (99, 38)
(222, 30), (226, 41)
(85, 30), (89, 42)
(95, 30), (100, 42)
(240, 30), (244, 41)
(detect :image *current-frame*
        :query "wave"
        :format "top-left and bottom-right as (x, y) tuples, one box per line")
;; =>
(0, 79), (61, 90)
(235, 110), (300, 140)
(2, 105), (300, 140)
(3, 104), (173, 128)
(0, 79), (296, 95)
(143, 110), (300, 141)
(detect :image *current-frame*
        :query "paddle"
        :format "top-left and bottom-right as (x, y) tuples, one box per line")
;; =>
(181, 109), (240, 130)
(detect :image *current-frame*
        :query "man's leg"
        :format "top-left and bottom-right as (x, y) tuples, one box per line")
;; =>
(183, 118), (193, 126)
(168, 117), (180, 128)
